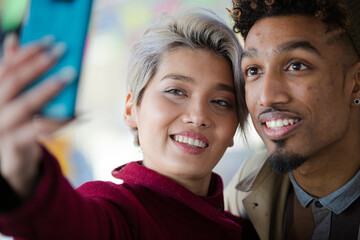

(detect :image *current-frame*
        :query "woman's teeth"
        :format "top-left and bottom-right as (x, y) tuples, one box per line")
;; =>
(174, 135), (207, 148)
(265, 118), (299, 130)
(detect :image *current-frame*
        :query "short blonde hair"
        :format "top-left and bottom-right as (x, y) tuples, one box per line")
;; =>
(127, 9), (247, 146)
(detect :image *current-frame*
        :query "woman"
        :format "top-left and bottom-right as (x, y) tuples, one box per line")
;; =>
(0, 10), (255, 239)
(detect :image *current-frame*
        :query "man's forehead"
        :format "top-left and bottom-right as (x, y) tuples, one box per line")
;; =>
(243, 15), (338, 54)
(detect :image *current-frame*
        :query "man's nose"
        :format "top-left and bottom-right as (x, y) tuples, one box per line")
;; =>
(258, 70), (291, 107)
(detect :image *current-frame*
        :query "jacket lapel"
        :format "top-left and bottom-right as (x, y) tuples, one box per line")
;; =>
(242, 162), (290, 240)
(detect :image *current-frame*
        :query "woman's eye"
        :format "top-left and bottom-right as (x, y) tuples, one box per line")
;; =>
(287, 62), (309, 71)
(166, 88), (186, 96)
(212, 99), (233, 109)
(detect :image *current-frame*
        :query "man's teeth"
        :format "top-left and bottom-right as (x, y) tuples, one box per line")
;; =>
(174, 135), (207, 148)
(265, 119), (299, 130)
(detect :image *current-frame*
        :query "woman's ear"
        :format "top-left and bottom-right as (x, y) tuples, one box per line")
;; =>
(124, 92), (137, 128)
(228, 138), (234, 147)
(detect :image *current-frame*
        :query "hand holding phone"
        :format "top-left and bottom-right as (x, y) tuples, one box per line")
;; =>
(0, 33), (72, 199)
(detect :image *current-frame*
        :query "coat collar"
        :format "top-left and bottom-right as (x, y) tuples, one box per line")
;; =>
(236, 156), (290, 240)
(111, 161), (224, 211)
(111, 161), (241, 231)
(235, 159), (274, 192)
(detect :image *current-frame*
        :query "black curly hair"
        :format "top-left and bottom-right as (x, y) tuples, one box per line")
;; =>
(230, 0), (349, 40)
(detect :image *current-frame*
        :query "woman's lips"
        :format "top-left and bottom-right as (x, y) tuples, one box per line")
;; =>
(170, 131), (209, 154)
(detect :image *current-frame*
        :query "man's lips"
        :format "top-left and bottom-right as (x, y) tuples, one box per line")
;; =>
(259, 112), (302, 139)
(264, 118), (299, 130)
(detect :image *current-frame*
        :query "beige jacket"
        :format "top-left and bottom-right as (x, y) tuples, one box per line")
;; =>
(224, 150), (290, 240)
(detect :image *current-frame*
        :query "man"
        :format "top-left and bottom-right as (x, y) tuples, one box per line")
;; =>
(225, 0), (360, 239)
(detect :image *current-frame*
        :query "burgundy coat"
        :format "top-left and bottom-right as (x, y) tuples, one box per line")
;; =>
(0, 148), (256, 239)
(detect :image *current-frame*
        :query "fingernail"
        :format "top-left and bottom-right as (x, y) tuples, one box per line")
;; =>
(56, 66), (77, 84)
(48, 42), (67, 59)
(3, 32), (18, 48)
(39, 35), (55, 49)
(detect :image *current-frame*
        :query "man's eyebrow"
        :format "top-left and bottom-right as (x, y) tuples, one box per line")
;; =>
(277, 40), (321, 56)
(241, 41), (321, 60)
(160, 74), (194, 82)
(241, 48), (258, 59)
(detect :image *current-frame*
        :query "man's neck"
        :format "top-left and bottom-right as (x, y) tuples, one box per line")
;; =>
(292, 147), (360, 198)
(291, 114), (360, 198)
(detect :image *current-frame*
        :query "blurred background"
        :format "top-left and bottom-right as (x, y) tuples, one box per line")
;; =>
(0, 1), (265, 236)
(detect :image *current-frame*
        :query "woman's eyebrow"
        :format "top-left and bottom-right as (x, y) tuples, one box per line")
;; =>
(215, 83), (235, 94)
(161, 74), (235, 94)
(161, 74), (194, 82)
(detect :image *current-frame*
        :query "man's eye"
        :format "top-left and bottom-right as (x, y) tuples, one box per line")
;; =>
(166, 88), (186, 96)
(245, 67), (260, 76)
(287, 62), (308, 71)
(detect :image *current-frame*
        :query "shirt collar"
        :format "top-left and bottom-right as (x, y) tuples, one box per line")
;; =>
(289, 170), (360, 214)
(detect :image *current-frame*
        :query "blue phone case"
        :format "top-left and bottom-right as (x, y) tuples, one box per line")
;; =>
(20, 0), (93, 119)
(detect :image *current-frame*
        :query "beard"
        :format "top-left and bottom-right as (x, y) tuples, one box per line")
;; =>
(267, 139), (307, 174)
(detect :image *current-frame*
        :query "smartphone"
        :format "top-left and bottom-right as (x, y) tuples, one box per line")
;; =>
(20, 0), (93, 119)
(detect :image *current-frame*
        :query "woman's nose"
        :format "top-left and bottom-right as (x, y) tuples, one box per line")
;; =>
(181, 101), (212, 128)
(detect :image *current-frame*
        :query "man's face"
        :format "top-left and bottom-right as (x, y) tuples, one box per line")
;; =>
(242, 15), (355, 172)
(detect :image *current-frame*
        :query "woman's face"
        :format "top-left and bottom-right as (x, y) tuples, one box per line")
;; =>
(125, 48), (238, 195)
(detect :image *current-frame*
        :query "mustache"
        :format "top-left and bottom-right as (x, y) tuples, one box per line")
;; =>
(260, 107), (285, 115)
(259, 107), (299, 116)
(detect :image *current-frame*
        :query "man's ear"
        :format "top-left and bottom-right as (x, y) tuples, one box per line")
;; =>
(124, 92), (137, 128)
(350, 61), (360, 106)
